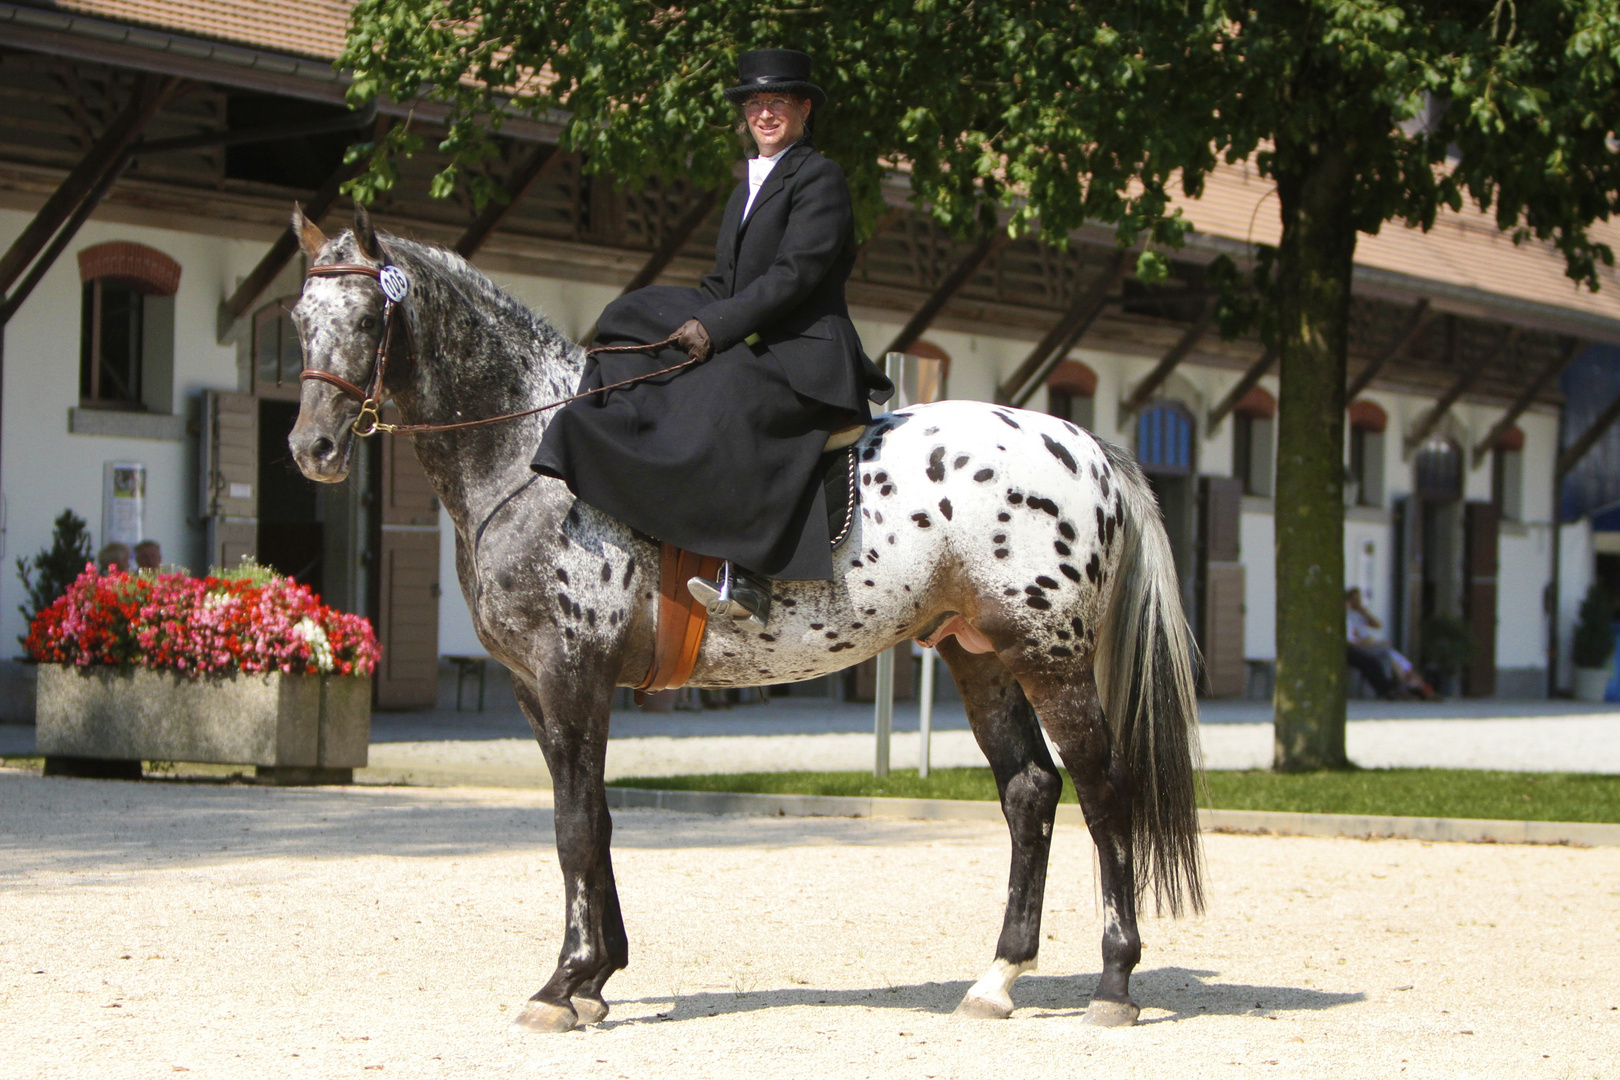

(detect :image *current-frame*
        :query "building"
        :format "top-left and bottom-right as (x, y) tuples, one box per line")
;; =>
(4, 0), (1619, 706)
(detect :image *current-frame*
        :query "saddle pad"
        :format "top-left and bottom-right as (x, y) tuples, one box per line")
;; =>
(634, 544), (724, 699)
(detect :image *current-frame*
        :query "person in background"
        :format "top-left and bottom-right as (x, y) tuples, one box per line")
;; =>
(134, 540), (162, 570)
(96, 542), (130, 572)
(1346, 587), (1436, 700)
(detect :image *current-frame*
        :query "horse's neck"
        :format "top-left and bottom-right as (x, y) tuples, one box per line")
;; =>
(389, 249), (583, 535)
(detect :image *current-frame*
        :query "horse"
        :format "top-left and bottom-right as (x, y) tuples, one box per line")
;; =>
(287, 206), (1204, 1032)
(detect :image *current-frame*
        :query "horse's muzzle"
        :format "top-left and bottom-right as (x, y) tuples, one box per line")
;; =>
(289, 397), (358, 483)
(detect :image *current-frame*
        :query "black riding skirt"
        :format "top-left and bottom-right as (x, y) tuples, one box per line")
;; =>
(531, 286), (848, 581)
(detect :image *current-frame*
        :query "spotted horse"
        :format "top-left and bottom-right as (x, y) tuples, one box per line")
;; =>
(288, 207), (1205, 1032)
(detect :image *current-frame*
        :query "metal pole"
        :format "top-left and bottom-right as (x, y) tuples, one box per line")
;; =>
(873, 645), (894, 778)
(917, 644), (935, 778)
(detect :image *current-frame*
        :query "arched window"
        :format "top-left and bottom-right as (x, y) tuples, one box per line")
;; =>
(1136, 400), (1194, 476)
(1492, 425), (1524, 521)
(1348, 399), (1388, 506)
(1415, 436), (1463, 501)
(1232, 386), (1275, 497)
(1045, 359), (1096, 430)
(254, 297), (304, 389)
(77, 242), (180, 409)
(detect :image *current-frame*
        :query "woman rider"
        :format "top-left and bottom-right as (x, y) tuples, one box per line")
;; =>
(532, 49), (892, 629)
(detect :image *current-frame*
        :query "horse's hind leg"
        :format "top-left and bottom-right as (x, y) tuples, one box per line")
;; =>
(509, 676), (628, 1032)
(938, 640), (1065, 1020)
(1022, 663), (1141, 1027)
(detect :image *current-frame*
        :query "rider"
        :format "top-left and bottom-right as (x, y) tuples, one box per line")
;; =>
(532, 49), (891, 628)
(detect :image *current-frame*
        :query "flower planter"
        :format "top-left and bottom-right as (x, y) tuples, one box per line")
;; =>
(1572, 665), (1611, 704)
(0, 659), (38, 725)
(36, 664), (370, 784)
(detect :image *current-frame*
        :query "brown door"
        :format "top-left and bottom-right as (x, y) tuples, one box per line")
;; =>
(375, 408), (441, 709)
(201, 390), (257, 569)
(1464, 500), (1499, 697)
(1197, 476), (1246, 697)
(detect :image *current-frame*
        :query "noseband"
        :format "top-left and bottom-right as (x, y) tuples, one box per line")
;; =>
(298, 255), (689, 439)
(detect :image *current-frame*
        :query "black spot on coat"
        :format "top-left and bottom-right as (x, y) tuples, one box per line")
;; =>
(938, 498), (953, 520)
(926, 447), (946, 483)
(974, 468), (995, 482)
(1041, 433), (1078, 473)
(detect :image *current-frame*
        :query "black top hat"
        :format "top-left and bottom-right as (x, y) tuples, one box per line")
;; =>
(723, 49), (826, 110)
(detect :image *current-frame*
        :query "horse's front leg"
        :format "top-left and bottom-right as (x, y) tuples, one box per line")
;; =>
(510, 673), (627, 1033)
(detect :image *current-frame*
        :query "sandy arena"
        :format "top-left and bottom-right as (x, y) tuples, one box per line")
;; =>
(1, 770), (1617, 1079)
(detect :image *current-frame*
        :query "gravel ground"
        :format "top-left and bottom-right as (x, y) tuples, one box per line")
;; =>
(3, 770), (1618, 1079)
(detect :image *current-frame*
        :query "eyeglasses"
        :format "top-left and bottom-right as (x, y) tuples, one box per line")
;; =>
(743, 97), (798, 117)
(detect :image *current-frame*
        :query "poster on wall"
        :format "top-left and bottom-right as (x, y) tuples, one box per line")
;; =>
(102, 461), (145, 559)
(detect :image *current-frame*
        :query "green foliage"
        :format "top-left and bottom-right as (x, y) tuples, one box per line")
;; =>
(1421, 613), (1476, 677)
(15, 510), (94, 646)
(339, 1), (1620, 282)
(208, 556), (281, 588)
(1572, 583), (1616, 668)
(610, 767), (1620, 823)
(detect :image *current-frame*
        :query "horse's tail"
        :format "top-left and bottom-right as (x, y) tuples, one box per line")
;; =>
(1092, 439), (1205, 916)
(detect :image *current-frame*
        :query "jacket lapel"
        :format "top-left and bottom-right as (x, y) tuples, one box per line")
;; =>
(737, 141), (812, 242)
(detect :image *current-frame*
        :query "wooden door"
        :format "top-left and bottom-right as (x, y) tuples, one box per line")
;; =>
(1392, 497), (1425, 655)
(375, 410), (441, 709)
(1464, 500), (1499, 697)
(200, 390), (257, 570)
(1197, 476), (1246, 697)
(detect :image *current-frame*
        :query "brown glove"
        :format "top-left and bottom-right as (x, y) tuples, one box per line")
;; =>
(673, 317), (714, 362)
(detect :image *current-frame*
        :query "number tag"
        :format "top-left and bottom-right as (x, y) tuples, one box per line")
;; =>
(378, 265), (410, 302)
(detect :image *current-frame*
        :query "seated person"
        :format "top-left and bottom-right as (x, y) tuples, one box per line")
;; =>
(1346, 587), (1435, 699)
(96, 542), (130, 573)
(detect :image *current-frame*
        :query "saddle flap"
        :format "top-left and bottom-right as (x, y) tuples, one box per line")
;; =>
(635, 544), (724, 698)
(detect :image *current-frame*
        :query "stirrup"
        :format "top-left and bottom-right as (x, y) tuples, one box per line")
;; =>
(687, 561), (770, 630)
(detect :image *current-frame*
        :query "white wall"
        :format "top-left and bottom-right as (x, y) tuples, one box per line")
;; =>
(0, 211), (245, 651)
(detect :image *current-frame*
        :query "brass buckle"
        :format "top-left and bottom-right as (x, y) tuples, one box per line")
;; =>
(353, 399), (383, 437)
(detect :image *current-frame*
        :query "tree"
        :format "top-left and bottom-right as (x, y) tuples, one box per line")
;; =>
(341, 0), (1620, 769)
(16, 509), (94, 645)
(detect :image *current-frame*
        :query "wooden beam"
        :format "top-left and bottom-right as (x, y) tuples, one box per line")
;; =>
(856, 206), (905, 258)
(1472, 337), (1580, 468)
(577, 188), (721, 345)
(216, 120), (387, 339)
(454, 145), (565, 259)
(1558, 378), (1620, 480)
(1206, 345), (1278, 433)
(0, 152), (131, 326)
(997, 247), (1129, 406)
(1404, 326), (1520, 454)
(1346, 299), (1431, 400)
(884, 230), (1009, 357)
(1121, 300), (1216, 416)
(0, 73), (170, 295)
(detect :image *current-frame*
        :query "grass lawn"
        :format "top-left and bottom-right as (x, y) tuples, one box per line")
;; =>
(609, 767), (1620, 824)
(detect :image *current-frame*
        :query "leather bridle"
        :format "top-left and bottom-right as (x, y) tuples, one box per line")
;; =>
(298, 255), (691, 438)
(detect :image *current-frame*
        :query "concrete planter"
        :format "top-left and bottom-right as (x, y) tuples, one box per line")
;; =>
(1573, 665), (1611, 703)
(36, 665), (370, 783)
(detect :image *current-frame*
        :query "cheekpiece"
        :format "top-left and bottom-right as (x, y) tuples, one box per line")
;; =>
(723, 48), (826, 110)
(378, 264), (410, 303)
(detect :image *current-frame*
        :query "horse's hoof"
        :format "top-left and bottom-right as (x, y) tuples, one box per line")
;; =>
(511, 1000), (579, 1033)
(953, 992), (1014, 1019)
(570, 996), (609, 1025)
(1084, 998), (1140, 1027)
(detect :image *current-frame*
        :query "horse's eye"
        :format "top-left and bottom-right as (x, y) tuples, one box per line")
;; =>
(359, 315), (377, 331)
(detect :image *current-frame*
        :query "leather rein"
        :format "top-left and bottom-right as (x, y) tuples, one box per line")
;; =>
(299, 258), (691, 438)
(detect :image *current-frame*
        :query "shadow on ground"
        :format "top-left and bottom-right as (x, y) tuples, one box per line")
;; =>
(608, 967), (1364, 1027)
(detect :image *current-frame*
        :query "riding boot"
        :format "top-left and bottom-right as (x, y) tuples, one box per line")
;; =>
(687, 561), (771, 630)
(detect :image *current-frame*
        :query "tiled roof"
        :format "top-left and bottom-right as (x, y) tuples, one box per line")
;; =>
(53, 0), (353, 63)
(1178, 159), (1620, 332)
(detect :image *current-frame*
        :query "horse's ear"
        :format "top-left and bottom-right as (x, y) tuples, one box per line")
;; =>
(353, 204), (383, 262)
(291, 204), (326, 258)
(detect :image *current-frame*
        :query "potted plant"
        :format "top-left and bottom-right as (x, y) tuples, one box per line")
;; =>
(1571, 584), (1615, 702)
(1420, 614), (1474, 698)
(2, 510), (96, 726)
(29, 560), (379, 783)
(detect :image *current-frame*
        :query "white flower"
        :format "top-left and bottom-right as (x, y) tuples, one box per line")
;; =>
(293, 616), (334, 673)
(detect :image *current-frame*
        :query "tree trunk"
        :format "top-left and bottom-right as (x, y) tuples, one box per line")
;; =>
(1271, 142), (1358, 771)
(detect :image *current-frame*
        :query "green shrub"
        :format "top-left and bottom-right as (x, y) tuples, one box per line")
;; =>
(1420, 613), (1473, 678)
(15, 510), (94, 648)
(1572, 584), (1615, 669)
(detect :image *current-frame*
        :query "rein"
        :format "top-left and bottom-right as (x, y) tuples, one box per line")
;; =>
(299, 258), (692, 438)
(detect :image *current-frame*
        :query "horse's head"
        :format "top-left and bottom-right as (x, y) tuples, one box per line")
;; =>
(287, 204), (396, 483)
